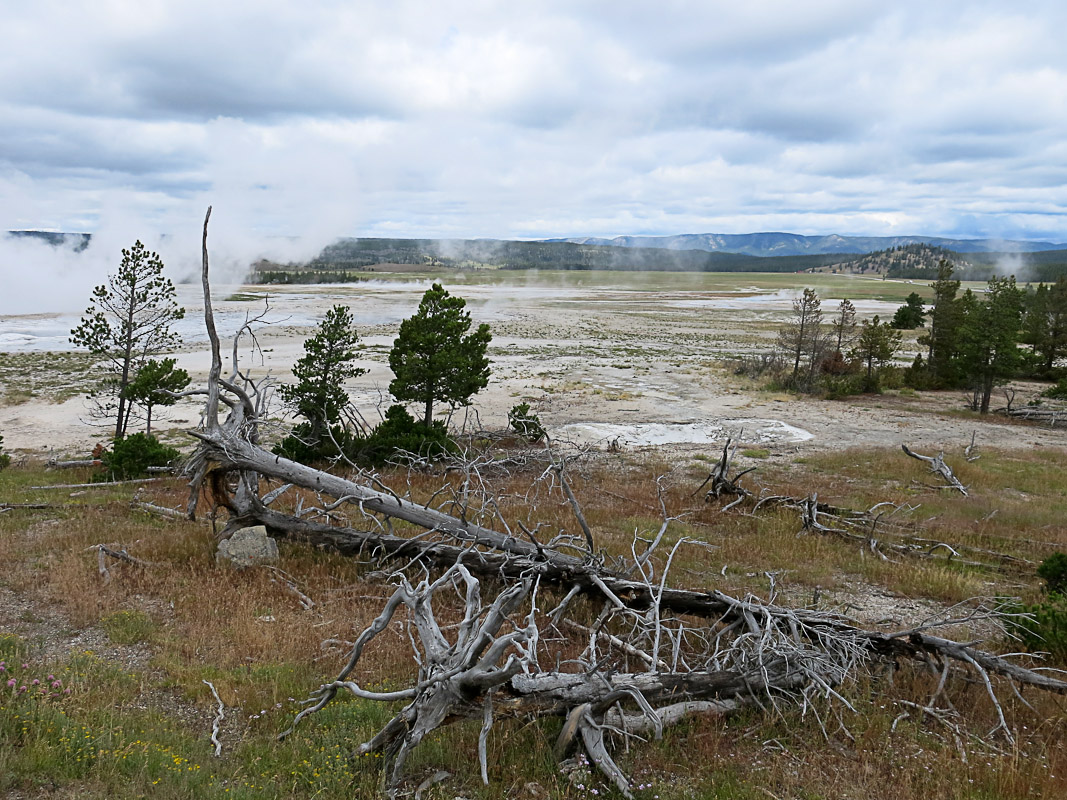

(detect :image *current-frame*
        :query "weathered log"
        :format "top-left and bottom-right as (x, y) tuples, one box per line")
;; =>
(132, 501), (188, 520)
(31, 477), (164, 490)
(693, 437), (755, 510)
(1000, 406), (1067, 428)
(48, 459), (101, 468)
(901, 444), (968, 495)
(187, 210), (1067, 798)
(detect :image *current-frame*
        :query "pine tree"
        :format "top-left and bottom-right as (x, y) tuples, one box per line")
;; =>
(853, 316), (902, 392)
(957, 277), (1024, 413)
(777, 288), (823, 387)
(70, 241), (184, 439)
(121, 357), (190, 436)
(920, 260), (962, 386)
(891, 292), (926, 329)
(278, 305), (367, 447)
(389, 284), (491, 427)
(1021, 278), (1067, 375)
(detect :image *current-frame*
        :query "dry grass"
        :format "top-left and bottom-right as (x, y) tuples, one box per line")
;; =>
(2, 443), (1067, 798)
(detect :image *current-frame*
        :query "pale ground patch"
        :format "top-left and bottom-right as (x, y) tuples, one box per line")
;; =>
(0, 270), (1064, 458)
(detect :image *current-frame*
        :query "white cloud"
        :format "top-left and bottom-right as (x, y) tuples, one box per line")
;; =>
(0, 0), (1065, 281)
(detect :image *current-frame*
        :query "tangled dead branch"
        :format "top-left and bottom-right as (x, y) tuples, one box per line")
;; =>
(183, 209), (1067, 796)
(692, 437), (754, 511)
(88, 543), (153, 583)
(901, 444), (968, 495)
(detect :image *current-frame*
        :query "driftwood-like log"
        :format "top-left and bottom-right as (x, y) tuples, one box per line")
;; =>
(693, 437), (755, 511)
(88, 543), (153, 583)
(132, 500), (188, 520)
(1000, 405), (1067, 428)
(185, 210), (1067, 797)
(31, 478), (164, 490)
(48, 458), (101, 469)
(901, 444), (968, 495)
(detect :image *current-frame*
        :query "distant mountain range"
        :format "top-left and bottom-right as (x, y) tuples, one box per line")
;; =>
(5, 230), (91, 250)
(549, 232), (1066, 257)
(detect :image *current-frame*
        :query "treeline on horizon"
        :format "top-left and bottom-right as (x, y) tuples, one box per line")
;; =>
(8, 229), (1067, 282)
(265, 237), (1067, 281)
(301, 237), (849, 273)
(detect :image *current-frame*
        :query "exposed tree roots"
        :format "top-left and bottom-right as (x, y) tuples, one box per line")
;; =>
(181, 209), (1067, 797)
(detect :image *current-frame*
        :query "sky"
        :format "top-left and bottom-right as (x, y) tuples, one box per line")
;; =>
(2, 0), (1067, 276)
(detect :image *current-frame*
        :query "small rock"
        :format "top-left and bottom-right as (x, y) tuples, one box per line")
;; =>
(216, 525), (279, 568)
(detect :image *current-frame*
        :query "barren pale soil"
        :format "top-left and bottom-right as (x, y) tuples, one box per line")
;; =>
(1, 269), (1061, 459)
(2, 270), (1067, 799)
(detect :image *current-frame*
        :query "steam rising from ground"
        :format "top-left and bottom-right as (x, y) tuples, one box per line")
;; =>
(0, 204), (347, 316)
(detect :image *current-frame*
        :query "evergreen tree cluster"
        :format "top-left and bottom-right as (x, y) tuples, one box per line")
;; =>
(759, 260), (1067, 405)
(274, 283), (492, 466)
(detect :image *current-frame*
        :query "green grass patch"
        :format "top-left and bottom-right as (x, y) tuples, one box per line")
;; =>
(740, 448), (770, 459)
(100, 610), (156, 645)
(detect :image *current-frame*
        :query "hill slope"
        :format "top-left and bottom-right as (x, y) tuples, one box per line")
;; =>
(555, 232), (1064, 257)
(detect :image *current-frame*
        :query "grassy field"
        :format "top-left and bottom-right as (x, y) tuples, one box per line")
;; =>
(1, 442), (1066, 799)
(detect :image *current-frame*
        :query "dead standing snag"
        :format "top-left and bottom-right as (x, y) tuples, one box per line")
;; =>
(184, 212), (1067, 796)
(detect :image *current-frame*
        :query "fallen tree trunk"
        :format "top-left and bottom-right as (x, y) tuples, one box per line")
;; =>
(185, 208), (1067, 798)
(279, 562), (1066, 798)
(999, 406), (1067, 428)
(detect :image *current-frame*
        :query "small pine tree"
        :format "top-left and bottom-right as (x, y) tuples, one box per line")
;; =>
(70, 241), (184, 439)
(121, 357), (190, 436)
(891, 292), (926, 329)
(389, 284), (491, 427)
(853, 315), (902, 392)
(278, 305), (367, 451)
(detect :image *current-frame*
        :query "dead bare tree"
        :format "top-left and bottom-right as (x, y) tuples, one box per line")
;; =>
(901, 444), (968, 495)
(182, 210), (1067, 797)
(692, 437), (755, 511)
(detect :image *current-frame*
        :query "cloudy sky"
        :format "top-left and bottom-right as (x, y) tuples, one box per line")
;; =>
(2, 0), (1067, 249)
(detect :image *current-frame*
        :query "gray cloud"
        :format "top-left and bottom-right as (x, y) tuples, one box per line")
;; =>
(0, 0), (1065, 279)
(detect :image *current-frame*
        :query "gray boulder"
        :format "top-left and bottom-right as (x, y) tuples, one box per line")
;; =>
(216, 525), (279, 568)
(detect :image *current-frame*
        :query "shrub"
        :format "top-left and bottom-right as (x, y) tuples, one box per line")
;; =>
(274, 407), (457, 467)
(821, 373), (865, 399)
(732, 351), (786, 380)
(1012, 554), (1067, 663)
(0, 432), (9, 471)
(1037, 552), (1067, 595)
(1041, 377), (1067, 399)
(97, 433), (179, 480)
(507, 402), (545, 442)
(1014, 595), (1067, 663)
(355, 405), (455, 466)
(273, 423), (359, 464)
